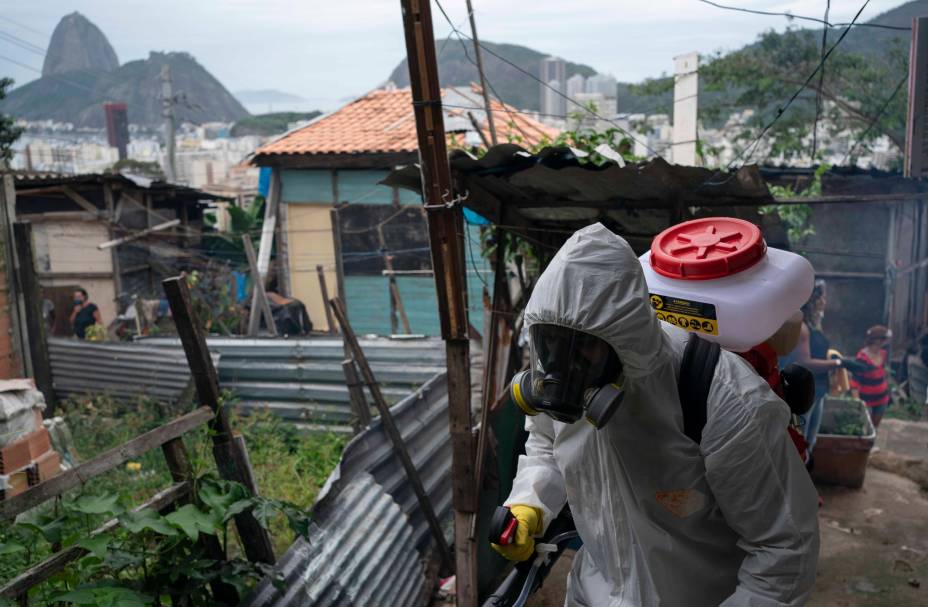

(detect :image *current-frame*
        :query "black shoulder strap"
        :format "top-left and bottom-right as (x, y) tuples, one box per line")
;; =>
(678, 333), (722, 445)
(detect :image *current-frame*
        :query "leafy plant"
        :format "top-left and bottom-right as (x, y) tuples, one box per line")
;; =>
(759, 163), (828, 244)
(0, 78), (23, 167)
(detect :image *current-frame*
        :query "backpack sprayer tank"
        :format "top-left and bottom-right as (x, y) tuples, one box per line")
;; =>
(639, 217), (813, 353)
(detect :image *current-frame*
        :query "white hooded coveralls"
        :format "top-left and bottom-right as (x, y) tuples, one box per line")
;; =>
(505, 224), (820, 606)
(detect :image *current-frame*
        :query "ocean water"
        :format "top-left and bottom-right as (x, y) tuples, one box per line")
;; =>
(345, 274), (490, 336)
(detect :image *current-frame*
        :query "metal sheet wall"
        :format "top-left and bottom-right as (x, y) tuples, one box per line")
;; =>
(141, 336), (445, 432)
(243, 372), (450, 607)
(48, 338), (204, 403)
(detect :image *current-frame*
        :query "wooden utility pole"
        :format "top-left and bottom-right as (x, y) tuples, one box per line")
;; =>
(398, 1), (477, 603)
(465, 0), (497, 146)
(12, 223), (55, 411)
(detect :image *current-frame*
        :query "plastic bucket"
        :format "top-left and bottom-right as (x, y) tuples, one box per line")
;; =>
(811, 396), (876, 489)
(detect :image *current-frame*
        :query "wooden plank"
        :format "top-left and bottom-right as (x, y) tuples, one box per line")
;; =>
(0, 407), (213, 521)
(330, 296), (453, 573)
(377, 225), (411, 334)
(342, 358), (371, 433)
(162, 275), (276, 564)
(1, 482), (190, 600)
(316, 265), (337, 334)
(248, 170), (280, 334)
(12, 222), (55, 412)
(243, 236), (277, 336)
(330, 207), (346, 307)
(102, 183), (122, 300)
(60, 186), (105, 218)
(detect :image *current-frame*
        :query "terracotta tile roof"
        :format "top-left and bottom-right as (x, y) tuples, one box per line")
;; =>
(253, 86), (559, 158)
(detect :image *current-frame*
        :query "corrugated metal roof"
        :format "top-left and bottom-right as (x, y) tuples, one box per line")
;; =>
(243, 371), (450, 607)
(10, 171), (229, 202)
(251, 87), (557, 160)
(139, 336), (446, 433)
(47, 338), (216, 403)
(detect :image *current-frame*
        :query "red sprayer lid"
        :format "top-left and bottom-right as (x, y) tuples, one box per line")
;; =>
(650, 217), (766, 280)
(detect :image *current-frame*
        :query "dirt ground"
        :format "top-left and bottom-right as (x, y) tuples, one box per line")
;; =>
(525, 419), (928, 606)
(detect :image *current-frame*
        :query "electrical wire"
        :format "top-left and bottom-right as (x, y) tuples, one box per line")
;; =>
(695, 0), (909, 31)
(433, 0), (665, 158)
(839, 73), (908, 165)
(0, 15), (47, 38)
(701, 0), (874, 185)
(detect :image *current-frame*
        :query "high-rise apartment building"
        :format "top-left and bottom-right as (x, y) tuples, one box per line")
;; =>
(540, 56), (567, 117)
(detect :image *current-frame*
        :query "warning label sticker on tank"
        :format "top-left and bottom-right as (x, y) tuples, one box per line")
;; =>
(648, 293), (719, 336)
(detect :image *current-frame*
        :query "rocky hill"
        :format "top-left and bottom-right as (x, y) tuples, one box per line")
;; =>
(42, 12), (118, 77)
(1, 12), (247, 128)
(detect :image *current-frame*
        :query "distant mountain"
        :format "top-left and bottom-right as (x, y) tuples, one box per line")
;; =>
(0, 13), (247, 128)
(389, 41), (596, 111)
(235, 89), (307, 104)
(387, 1), (924, 117)
(42, 12), (118, 76)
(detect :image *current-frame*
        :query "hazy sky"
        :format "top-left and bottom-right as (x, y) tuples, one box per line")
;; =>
(0, 0), (911, 111)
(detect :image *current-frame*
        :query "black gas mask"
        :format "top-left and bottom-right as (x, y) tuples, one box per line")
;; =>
(509, 324), (624, 428)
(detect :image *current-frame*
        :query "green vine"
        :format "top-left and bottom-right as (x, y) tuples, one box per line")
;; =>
(759, 163), (828, 244)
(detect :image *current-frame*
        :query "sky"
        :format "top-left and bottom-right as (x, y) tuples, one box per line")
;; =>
(0, 0), (912, 112)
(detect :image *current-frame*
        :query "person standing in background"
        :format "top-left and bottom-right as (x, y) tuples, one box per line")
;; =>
(850, 325), (892, 428)
(788, 280), (843, 453)
(69, 287), (102, 339)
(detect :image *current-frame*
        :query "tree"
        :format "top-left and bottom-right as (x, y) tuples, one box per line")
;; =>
(632, 28), (908, 165)
(0, 78), (24, 167)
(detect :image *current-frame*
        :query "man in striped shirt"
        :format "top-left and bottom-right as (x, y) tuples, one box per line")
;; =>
(850, 325), (892, 428)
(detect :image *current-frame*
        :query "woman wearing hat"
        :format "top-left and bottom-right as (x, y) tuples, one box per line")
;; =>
(850, 325), (893, 428)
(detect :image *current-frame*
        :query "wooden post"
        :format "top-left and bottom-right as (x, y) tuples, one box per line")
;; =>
(330, 296), (453, 574)
(316, 265), (337, 334)
(377, 225), (411, 334)
(162, 437), (239, 605)
(473, 229), (510, 505)
(11, 223), (55, 411)
(248, 169), (280, 334)
(398, 0), (477, 602)
(242, 236), (277, 336)
(0, 175), (29, 379)
(342, 358), (372, 432)
(464, 0), (497, 145)
(162, 276), (276, 564)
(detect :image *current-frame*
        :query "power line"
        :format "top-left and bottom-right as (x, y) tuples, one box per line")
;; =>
(708, 0), (873, 178)
(0, 30), (46, 56)
(840, 73), (907, 166)
(0, 16), (47, 38)
(696, 0), (909, 31)
(433, 0), (665, 159)
(811, 0), (831, 160)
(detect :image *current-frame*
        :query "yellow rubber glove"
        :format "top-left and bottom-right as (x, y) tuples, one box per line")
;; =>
(490, 505), (543, 562)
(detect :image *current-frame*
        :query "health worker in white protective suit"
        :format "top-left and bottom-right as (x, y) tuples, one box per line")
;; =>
(492, 223), (820, 606)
